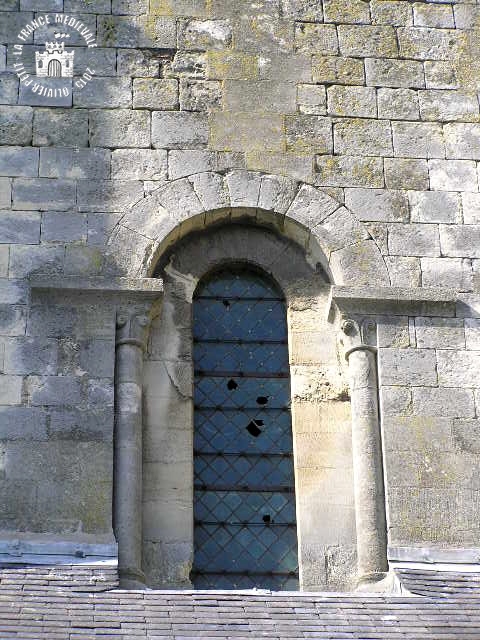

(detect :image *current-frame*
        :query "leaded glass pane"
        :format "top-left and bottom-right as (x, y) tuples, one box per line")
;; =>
(191, 267), (299, 591)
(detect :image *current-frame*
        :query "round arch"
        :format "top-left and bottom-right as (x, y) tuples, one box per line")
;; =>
(106, 170), (390, 287)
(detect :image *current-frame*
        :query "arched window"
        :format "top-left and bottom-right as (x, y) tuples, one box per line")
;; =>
(191, 266), (299, 590)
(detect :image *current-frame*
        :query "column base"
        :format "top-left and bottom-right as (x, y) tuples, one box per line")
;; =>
(356, 571), (393, 593)
(119, 567), (146, 590)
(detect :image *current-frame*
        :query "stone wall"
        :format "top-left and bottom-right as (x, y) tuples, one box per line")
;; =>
(1, 0), (480, 586)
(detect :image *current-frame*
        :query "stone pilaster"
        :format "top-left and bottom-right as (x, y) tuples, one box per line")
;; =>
(339, 317), (388, 587)
(114, 308), (151, 589)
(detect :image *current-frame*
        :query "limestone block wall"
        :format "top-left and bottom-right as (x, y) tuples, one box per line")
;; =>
(0, 0), (480, 580)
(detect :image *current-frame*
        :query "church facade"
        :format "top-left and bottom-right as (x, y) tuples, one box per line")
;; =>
(0, 0), (479, 600)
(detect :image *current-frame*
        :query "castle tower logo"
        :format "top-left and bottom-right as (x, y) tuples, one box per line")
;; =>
(35, 39), (75, 79)
(13, 14), (98, 105)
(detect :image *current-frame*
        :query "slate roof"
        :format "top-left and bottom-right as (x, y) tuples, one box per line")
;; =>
(1, 565), (480, 639)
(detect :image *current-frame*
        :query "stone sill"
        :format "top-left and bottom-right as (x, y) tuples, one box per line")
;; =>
(28, 276), (164, 298)
(331, 286), (457, 317)
(0, 537), (118, 565)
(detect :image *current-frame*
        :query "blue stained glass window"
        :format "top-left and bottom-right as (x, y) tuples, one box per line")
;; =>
(191, 267), (299, 591)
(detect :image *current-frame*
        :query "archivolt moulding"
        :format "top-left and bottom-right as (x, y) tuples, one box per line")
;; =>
(106, 170), (390, 287)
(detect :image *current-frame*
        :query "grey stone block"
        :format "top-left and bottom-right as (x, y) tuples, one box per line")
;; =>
(0, 12), (34, 44)
(79, 339), (115, 378)
(429, 160), (478, 192)
(377, 315), (410, 348)
(4, 337), (58, 375)
(380, 386), (412, 417)
(388, 223), (440, 257)
(89, 109), (151, 148)
(188, 171), (229, 211)
(210, 111), (283, 152)
(97, 15), (176, 48)
(112, 149), (167, 180)
(224, 80), (296, 114)
(365, 58), (424, 88)
(327, 86), (376, 118)
(465, 318), (480, 350)
(168, 150), (215, 180)
(297, 84), (326, 116)
(392, 121), (445, 159)
(0, 305), (27, 336)
(286, 115), (332, 154)
(41, 212), (87, 243)
(0, 147), (39, 178)
(26, 302), (77, 337)
(421, 257), (473, 292)
(87, 212), (121, 247)
(345, 188), (408, 223)
(377, 88), (419, 120)
(334, 118), (393, 157)
(440, 225), (480, 259)
(0, 106), (32, 145)
(338, 25), (397, 57)
(312, 54), (364, 86)
(179, 79), (222, 112)
(12, 178), (75, 211)
(133, 79), (179, 110)
(33, 108), (89, 147)
(397, 25), (460, 61)
(385, 256), (421, 288)
(424, 60), (458, 90)
(384, 158), (429, 191)
(152, 111), (208, 149)
(0, 281), (28, 305)
(444, 123), (480, 161)
(112, 0), (147, 14)
(39, 148), (111, 180)
(87, 377), (114, 407)
(0, 178), (11, 210)
(379, 348), (437, 386)
(73, 47), (117, 77)
(437, 349), (480, 387)
(77, 179), (143, 213)
(19, 79), (72, 108)
(0, 407), (47, 440)
(117, 48), (160, 78)
(0, 74), (19, 105)
(9, 245), (64, 278)
(415, 317), (465, 350)
(0, 374), (22, 405)
(48, 407), (113, 441)
(409, 191), (461, 224)
(29, 375), (83, 406)
(179, 19), (232, 50)
(315, 155), (384, 188)
(295, 23), (338, 55)
(419, 90), (479, 123)
(414, 2), (454, 28)
(0, 46), (6, 73)
(0, 211), (40, 244)
(452, 419), (480, 454)
(73, 77), (132, 108)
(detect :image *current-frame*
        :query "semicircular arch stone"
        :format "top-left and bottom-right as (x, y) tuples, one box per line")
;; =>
(107, 169), (390, 287)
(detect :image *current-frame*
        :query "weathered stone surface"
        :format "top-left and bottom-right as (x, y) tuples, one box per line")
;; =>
(152, 111), (208, 149)
(286, 115), (332, 154)
(338, 25), (398, 57)
(444, 123), (480, 161)
(415, 317), (465, 350)
(77, 180), (143, 213)
(365, 58), (424, 88)
(0, 106), (32, 145)
(379, 348), (437, 386)
(437, 350), (480, 387)
(0, 407), (47, 440)
(377, 88), (419, 120)
(224, 80), (297, 114)
(392, 122), (445, 159)
(112, 149), (167, 181)
(39, 148), (111, 180)
(133, 79), (179, 110)
(388, 223), (440, 257)
(384, 158), (429, 191)
(73, 78), (132, 109)
(0, 146), (38, 178)
(0, 211), (40, 244)
(419, 91), (479, 123)
(429, 160), (478, 192)
(421, 257), (473, 291)
(345, 189), (408, 223)
(32, 109), (89, 147)
(4, 337), (58, 375)
(179, 78), (222, 112)
(210, 112), (283, 153)
(312, 55), (364, 85)
(409, 191), (461, 224)
(90, 109), (151, 148)
(315, 155), (384, 188)
(42, 212), (87, 244)
(12, 179), (75, 211)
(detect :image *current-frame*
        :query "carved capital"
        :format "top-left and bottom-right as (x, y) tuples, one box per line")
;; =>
(339, 316), (377, 361)
(116, 310), (150, 350)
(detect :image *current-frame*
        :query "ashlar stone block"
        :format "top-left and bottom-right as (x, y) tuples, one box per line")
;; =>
(89, 109), (151, 148)
(379, 347), (437, 386)
(152, 111), (208, 149)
